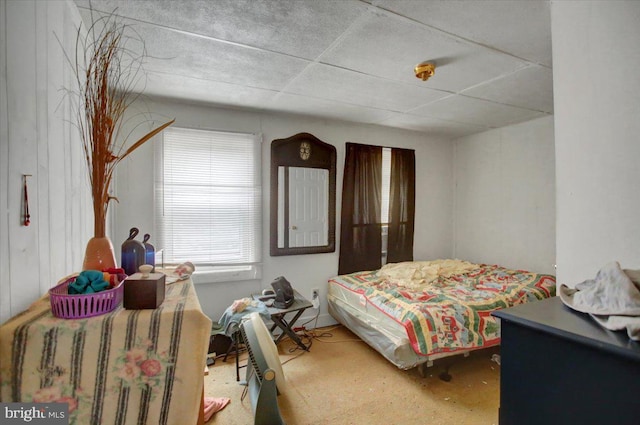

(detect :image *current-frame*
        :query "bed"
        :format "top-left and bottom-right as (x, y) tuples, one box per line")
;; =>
(327, 259), (556, 371)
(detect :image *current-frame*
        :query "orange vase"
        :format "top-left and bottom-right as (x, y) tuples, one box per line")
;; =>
(82, 236), (117, 271)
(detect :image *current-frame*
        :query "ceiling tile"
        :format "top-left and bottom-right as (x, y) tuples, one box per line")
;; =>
(73, 0), (554, 139)
(76, 0), (369, 60)
(268, 93), (395, 125)
(379, 113), (489, 139)
(283, 64), (447, 112)
(461, 65), (554, 113)
(374, 0), (552, 67)
(321, 9), (528, 92)
(140, 72), (277, 110)
(92, 16), (312, 91)
(411, 95), (547, 128)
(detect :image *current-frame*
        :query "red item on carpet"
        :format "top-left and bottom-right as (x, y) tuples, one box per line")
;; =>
(203, 397), (230, 422)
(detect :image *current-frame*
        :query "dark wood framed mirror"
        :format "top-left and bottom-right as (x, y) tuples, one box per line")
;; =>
(270, 133), (336, 256)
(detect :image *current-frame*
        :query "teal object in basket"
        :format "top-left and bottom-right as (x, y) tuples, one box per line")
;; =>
(49, 276), (123, 319)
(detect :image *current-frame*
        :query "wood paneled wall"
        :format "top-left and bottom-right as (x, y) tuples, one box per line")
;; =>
(0, 0), (91, 323)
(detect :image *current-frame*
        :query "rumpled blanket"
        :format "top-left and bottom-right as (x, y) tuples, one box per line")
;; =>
(218, 299), (270, 336)
(379, 259), (480, 290)
(558, 261), (640, 340)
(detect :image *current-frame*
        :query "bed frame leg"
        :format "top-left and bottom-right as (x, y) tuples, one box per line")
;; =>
(417, 360), (434, 377)
(438, 351), (470, 381)
(439, 365), (452, 382)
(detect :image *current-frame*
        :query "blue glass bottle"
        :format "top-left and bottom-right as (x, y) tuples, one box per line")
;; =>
(121, 227), (145, 276)
(143, 233), (156, 272)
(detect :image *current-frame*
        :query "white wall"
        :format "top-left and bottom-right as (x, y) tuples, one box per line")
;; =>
(112, 98), (454, 325)
(0, 0), (560, 326)
(453, 116), (556, 274)
(0, 0), (91, 324)
(552, 1), (640, 286)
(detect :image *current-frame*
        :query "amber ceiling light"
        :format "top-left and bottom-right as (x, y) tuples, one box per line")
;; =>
(414, 62), (436, 81)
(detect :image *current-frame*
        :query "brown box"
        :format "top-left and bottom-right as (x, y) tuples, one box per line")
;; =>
(123, 272), (166, 309)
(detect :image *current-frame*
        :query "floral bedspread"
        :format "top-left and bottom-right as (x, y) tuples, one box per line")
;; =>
(330, 262), (556, 357)
(0, 279), (211, 425)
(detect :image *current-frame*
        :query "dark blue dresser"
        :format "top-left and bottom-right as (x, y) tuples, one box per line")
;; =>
(493, 296), (640, 425)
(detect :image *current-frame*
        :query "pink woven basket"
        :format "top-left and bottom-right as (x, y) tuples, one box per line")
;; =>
(49, 276), (124, 319)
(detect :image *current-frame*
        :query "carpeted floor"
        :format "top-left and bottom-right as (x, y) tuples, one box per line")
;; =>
(204, 325), (501, 425)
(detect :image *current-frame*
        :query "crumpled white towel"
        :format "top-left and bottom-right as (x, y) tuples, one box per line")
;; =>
(559, 261), (640, 340)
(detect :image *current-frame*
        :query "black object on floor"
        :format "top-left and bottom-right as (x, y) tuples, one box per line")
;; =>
(209, 322), (232, 355)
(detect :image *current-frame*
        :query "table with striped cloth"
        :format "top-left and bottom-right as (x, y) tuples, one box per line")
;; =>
(0, 278), (211, 425)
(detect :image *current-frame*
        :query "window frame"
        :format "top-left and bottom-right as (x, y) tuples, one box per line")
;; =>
(154, 126), (262, 283)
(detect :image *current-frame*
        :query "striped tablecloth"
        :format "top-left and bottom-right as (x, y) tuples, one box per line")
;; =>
(0, 278), (211, 425)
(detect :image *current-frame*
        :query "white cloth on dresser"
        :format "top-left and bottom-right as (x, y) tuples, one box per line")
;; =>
(559, 261), (640, 340)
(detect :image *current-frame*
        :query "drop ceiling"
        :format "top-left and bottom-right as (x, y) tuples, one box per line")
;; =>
(74, 0), (553, 139)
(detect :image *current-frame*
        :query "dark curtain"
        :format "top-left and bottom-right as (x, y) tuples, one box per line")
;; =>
(387, 148), (415, 263)
(338, 143), (383, 275)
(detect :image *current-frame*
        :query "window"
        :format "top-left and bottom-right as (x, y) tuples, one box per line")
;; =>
(155, 127), (262, 282)
(338, 143), (414, 275)
(381, 147), (391, 264)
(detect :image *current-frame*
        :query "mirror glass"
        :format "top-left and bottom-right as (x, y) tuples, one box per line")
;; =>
(270, 133), (336, 256)
(277, 166), (329, 248)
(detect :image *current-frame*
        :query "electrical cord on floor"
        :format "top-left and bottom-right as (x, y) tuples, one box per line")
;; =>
(280, 346), (308, 365)
(206, 342), (249, 367)
(240, 368), (253, 401)
(298, 307), (321, 329)
(297, 307), (365, 344)
(308, 324), (368, 343)
(278, 321), (365, 366)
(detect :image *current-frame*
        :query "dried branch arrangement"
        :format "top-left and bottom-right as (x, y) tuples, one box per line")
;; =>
(68, 11), (174, 237)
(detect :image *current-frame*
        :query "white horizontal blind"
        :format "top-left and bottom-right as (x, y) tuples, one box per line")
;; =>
(156, 127), (262, 267)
